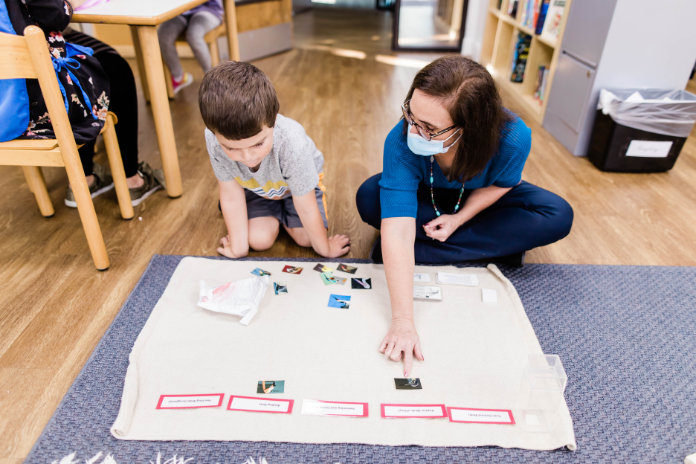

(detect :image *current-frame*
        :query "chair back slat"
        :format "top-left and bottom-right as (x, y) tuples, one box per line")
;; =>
(0, 31), (38, 80)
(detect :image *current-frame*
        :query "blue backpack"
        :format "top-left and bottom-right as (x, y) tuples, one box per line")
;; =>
(0, 0), (30, 142)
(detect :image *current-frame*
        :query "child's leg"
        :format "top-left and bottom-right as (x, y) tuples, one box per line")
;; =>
(158, 16), (188, 80)
(248, 217), (281, 251)
(281, 188), (328, 248)
(186, 11), (222, 73)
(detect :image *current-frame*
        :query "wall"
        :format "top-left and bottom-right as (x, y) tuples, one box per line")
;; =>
(460, 0), (488, 61)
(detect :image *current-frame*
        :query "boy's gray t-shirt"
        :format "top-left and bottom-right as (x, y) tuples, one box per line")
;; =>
(205, 114), (324, 200)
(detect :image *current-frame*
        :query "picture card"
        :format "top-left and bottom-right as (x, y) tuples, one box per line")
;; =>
(227, 395), (293, 414)
(274, 282), (288, 295)
(413, 273), (430, 282)
(257, 380), (285, 394)
(413, 286), (442, 300)
(282, 265), (303, 274)
(351, 278), (372, 289)
(314, 263), (335, 273)
(381, 404), (447, 418)
(301, 399), (368, 417)
(447, 407), (515, 425)
(337, 263), (358, 274)
(436, 272), (479, 286)
(321, 272), (346, 286)
(394, 378), (422, 390)
(482, 288), (498, 304)
(328, 294), (351, 309)
(156, 393), (224, 409)
(251, 268), (271, 277)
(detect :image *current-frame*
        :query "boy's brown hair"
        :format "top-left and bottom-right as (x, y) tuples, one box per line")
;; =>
(199, 61), (280, 140)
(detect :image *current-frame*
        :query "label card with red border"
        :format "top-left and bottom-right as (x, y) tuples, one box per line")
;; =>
(301, 399), (368, 417)
(156, 394), (224, 409)
(381, 403), (447, 418)
(447, 407), (515, 425)
(227, 395), (294, 414)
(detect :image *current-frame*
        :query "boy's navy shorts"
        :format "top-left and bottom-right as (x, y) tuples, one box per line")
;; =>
(245, 188), (328, 229)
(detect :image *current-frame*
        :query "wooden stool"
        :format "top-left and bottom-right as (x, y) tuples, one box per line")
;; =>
(0, 26), (134, 270)
(163, 23), (227, 99)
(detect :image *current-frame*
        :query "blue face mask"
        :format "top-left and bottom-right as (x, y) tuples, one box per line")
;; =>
(406, 124), (463, 156)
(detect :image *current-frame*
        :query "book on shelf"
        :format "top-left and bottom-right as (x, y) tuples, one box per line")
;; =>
(507, 0), (518, 17)
(533, 65), (550, 104)
(534, 0), (550, 34)
(519, 0), (540, 29)
(510, 32), (532, 83)
(497, 0), (503, 9)
(541, 0), (567, 39)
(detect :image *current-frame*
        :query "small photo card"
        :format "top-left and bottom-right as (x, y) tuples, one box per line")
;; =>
(413, 286), (442, 300)
(301, 399), (369, 417)
(447, 407), (515, 425)
(257, 380), (285, 394)
(482, 288), (498, 304)
(394, 378), (422, 390)
(156, 393), (224, 410)
(328, 294), (351, 309)
(381, 404), (447, 418)
(227, 395), (294, 414)
(282, 265), (303, 274)
(436, 272), (479, 286)
(351, 278), (372, 289)
(337, 263), (358, 274)
(274, 282), (288, 295)
(321, 272), (346, 285)
(314, 263), (335, 273)
(251, 268), (271, 277)
(413, 273), (430, 282)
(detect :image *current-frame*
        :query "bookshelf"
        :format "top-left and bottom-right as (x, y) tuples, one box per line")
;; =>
(480, 0), (572, 123)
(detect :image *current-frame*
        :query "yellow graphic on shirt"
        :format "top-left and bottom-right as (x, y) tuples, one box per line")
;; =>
(234, 177), (290, 199)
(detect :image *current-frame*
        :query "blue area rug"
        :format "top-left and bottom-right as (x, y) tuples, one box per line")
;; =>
(25, 256), (696, 464)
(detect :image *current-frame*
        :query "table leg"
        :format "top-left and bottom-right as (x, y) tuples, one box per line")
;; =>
(130, 26), (150, 103)
(137, 25), (183, 198)
(224, 0), (241, 61)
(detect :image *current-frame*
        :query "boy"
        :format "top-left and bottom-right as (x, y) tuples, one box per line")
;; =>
(199, 61), (350, 258)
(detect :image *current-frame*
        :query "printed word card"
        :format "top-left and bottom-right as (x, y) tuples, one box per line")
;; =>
(301, 399), (368, 417)
(437, 272), (479, 286)
(227, 395), (294, 414)
(482, 288), (498, 304)
(413, 286), (442, 300)
(413, 273), (431, 282)
(381, 404), (447, 418)
(447, 407), (515, 425)
(156, 394), (224, 409)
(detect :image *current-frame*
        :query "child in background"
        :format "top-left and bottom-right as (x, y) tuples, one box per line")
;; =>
(158, 0), (224, 94)
(199, 61), (351, 259)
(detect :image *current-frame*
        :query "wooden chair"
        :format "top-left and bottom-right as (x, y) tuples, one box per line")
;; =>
(163, 23), (227, 99)
(0, 26), (135, 271)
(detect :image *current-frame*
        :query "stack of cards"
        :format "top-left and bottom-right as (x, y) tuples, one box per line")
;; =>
(413, 286), (442, 300)
(436, 272), (478, 286)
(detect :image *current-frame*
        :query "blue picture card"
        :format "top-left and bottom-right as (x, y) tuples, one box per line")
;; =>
(328, 294), (351, 309)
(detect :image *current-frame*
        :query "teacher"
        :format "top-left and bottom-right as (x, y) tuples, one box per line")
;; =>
(355, 56), (573, 376)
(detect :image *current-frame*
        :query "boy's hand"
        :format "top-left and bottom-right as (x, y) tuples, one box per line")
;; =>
(324, 234), (351, 258)
(217, 235), (247, 259)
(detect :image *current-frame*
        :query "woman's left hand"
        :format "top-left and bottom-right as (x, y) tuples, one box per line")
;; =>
(423, 214), (464, 242)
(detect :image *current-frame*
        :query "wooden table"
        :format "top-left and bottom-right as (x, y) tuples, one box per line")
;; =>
(72, 0), (241, 198)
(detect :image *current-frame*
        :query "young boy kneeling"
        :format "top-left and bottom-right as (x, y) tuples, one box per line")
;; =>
(199, 62), (350, 258)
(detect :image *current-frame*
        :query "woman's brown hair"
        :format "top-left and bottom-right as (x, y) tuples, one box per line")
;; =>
(404, 55), (513, 182)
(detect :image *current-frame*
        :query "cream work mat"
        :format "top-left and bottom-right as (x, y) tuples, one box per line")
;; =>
(111, 257), (577, 450)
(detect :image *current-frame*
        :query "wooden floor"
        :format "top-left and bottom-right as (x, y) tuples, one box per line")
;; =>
(1, 8), (696, 460)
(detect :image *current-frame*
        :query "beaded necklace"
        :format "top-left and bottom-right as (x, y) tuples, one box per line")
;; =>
(429, 155), (465, 217)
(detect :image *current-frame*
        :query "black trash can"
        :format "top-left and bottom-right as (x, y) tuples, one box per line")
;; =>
(587, 89), (696, 173)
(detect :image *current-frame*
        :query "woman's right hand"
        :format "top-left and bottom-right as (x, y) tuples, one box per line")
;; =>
(379, 318), (424, 377)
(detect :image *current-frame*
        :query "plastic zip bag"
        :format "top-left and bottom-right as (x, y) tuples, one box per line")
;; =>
(597, 88), (696, 138)
(198, 276), (269, 325)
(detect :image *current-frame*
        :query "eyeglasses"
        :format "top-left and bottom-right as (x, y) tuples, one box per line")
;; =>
(401, 99), (458, 141)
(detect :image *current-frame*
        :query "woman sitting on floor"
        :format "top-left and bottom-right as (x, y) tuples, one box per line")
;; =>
(355, 55), (574, 376)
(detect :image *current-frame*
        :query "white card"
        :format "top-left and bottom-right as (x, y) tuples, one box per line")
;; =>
(381, 404), (447, 418)
(301, 399), (368, 417)
(413, 286), (442, 300)
(413, 273), (430, 282)
(482, 288), (497, 304)
(157, 394), (224, 409)
(448, 407), (515, 424)
(436, 272), (479, 286)
(626, 140), (672, 158)
(227, 395), (293, 414)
